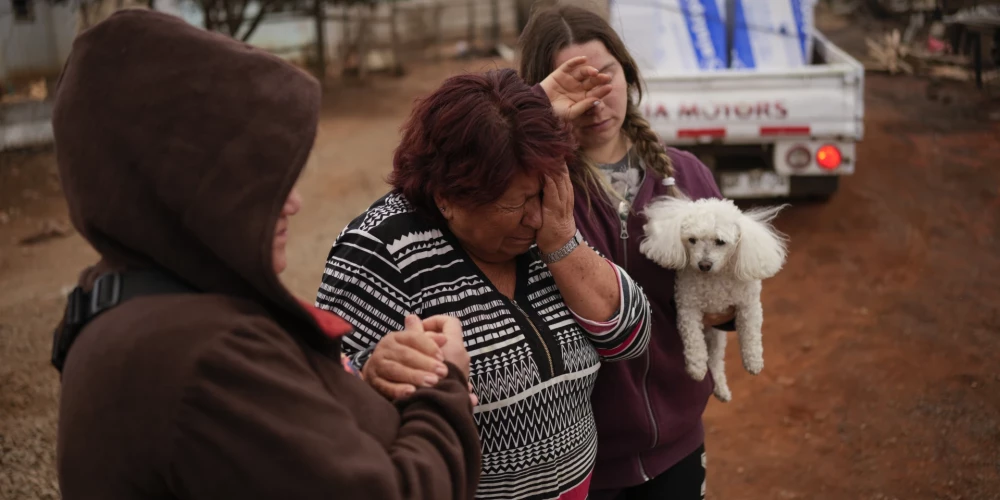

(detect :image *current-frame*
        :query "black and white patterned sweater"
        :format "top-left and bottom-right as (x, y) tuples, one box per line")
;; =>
(316, 193), (651, 500)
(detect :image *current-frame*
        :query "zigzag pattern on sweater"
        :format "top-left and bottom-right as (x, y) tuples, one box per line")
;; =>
(318, 193), (651, 500)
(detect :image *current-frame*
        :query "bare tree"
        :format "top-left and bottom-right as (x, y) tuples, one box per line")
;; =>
(196, 0), (288, 42)
(43, 0), (284, 38)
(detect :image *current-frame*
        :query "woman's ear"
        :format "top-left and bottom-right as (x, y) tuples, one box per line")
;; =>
(733, 205), (789, 281)
(639, 197), (692, 270)
(434, 194), (453, 221)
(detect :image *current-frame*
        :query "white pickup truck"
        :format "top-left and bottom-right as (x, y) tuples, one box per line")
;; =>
(639, 31), (865, 200)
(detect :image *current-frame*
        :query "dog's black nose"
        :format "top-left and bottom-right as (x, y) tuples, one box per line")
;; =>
(698, 261), (712, 272)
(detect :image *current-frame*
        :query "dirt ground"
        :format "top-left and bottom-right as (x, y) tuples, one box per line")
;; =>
(2, 14), (999, 500)
(702, 70), (1000, 498)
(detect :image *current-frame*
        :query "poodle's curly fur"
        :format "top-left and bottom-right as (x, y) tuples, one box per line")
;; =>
(639, 198), (788, 402)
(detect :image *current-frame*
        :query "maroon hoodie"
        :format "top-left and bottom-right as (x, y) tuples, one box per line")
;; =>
(51, 10), (481, 500)
(573, 149), (722, 490)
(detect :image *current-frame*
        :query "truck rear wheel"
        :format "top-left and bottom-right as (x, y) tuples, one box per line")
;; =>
(791, 176), (840, 201)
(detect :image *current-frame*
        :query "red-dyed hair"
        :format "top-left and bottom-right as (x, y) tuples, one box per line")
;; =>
(391, 68), (575, 218)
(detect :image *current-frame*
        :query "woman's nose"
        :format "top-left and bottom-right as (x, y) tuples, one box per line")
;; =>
(284, 188), (303, 216)
(522, 197), (542, 230)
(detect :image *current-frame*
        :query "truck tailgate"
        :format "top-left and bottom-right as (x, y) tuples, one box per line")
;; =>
(640, 32), (865, 145)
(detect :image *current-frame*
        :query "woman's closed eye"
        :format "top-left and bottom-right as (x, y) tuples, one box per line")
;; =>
(498, 201), (525, 212)
(498, 193), (540, 212)
(498, 200), (529, 213)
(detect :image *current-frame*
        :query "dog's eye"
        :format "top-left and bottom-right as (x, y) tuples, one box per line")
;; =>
(715, 239), (726, 246)
(688, 238), (697, 244)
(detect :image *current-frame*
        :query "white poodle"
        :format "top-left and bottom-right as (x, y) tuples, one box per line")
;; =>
(639, 197), (788, 402)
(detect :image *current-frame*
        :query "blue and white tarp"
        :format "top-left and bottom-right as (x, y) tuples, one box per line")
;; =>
(609, 0), (817, 73)
(610, 0), (728, 74)
(730, 0), (817, 70)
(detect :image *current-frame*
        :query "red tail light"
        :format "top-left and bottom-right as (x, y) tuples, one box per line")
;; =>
(816, 145), (842, 170)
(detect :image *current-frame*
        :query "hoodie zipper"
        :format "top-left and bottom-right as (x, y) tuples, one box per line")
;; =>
(510, 299), (555, 379)
(618, 196), (657, 482)
(617, 200), (630, 267)
(638, 352), (655, 481)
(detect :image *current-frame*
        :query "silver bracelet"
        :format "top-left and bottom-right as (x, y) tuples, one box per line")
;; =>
(541, 230), (583, 264)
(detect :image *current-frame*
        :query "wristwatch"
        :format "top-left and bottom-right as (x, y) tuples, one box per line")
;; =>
(541, 230), (584, 264)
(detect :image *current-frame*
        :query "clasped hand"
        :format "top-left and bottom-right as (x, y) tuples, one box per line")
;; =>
(361, 314), (478, 406)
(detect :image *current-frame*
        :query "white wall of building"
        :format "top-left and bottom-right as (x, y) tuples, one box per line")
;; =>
(0, 0), (76, 80)
(155, 0), (520, 63)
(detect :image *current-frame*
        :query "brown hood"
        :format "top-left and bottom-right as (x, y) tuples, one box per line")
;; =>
(52, 10), (323, 339)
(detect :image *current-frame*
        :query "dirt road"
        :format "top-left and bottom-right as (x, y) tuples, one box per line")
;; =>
(702, 71), (1000, 499)
(2, 35), (998, 500)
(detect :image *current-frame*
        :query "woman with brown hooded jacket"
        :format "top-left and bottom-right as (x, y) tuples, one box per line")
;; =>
(50, 10), (481, 500)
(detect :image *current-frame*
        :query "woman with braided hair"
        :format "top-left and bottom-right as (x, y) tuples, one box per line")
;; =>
(520, 5), (738, 500)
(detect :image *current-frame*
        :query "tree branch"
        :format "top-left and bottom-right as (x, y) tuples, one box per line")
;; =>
(200, 0), (215, 31)
(222, 0), (240, 37)
(234, 0), (249, 29)
(239, 0), (275, 42)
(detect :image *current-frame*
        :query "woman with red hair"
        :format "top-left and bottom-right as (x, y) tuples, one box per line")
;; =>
(316, 67), (652, 499)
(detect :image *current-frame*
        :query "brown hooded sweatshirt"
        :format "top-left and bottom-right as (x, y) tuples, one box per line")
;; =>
(51, 10), (480, 500)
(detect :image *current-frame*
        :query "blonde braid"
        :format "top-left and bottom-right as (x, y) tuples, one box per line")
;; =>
(623, 102), (686, 199)
(572, 155), (616, 213)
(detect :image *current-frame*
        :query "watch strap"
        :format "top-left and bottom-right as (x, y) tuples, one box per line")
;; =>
(541, 230), (583, 264)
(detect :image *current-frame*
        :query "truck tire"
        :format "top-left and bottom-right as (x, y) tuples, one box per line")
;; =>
(791, 175), (840, 201)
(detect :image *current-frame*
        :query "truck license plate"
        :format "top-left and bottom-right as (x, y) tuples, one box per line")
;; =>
(720, 170), (791, 198)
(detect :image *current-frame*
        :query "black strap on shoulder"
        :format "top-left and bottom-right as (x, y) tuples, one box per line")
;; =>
(51, 269), (197, 372)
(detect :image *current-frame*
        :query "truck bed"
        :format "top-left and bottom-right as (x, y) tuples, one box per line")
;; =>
(641, 31), (865, 147)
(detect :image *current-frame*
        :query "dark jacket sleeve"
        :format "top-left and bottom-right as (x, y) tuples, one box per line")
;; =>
(530, 83), (547, 100)
(167, 321), (481, 500)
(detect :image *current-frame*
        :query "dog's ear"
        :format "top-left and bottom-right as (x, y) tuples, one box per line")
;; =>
(733, 205), (789, 281)
(639, 197), (692, 269)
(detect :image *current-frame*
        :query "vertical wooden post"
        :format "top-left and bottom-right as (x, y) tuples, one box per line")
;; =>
(341, 5), (352, 75)
(515, 0), (529, 35)
(433, 2), (444, 61)
(79, 1), (92, 29)
(973, 30), (983, 89)
(390, 0), (402, 75)
(358, 3), (374, 79)
(466, 0), (476, 50)
(314, 0), (327, 84)
(489, 0), (500, 50)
